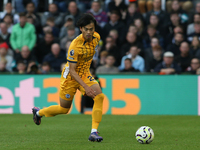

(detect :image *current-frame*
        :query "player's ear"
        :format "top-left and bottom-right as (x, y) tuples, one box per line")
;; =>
(80, 27), (83, 32)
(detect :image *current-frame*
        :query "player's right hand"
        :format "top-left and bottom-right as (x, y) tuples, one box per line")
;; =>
(85, 86), (96, 98)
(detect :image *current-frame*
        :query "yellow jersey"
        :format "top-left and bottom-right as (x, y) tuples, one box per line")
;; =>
(63, 32), (100, 79)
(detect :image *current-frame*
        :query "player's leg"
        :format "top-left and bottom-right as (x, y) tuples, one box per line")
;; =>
(32, 98), (73, 125)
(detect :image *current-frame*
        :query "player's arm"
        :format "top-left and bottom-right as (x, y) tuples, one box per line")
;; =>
(69, 62), (96, 98)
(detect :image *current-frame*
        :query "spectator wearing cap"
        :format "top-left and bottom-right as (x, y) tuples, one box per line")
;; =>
(41, 3), (64, 28)
(154, 51), (181, 74)
(43, 43), (66, 72)
(145, 45), (163, 72)
(60, 25), (76, 50)
(59, 16), (79, 39)
(175, 42), (192, 72)
(103, 10), (126, 42)
(64, 1), (81, 27)
(0, 42), (13, 71)
(119, 45), (145, 72)
(0, 2), (19, 24)
(0, 22), (11, 47)
(87, 0), (108, 28)
(10, 13), (36, 54)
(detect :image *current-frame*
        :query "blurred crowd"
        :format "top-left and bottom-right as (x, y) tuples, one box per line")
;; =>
(0, 0), (200, 75)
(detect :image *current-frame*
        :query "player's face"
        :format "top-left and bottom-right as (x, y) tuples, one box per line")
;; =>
(80, 22), (95, 42)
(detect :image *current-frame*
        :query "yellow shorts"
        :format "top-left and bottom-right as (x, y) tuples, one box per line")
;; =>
(59, 72), (98, 101)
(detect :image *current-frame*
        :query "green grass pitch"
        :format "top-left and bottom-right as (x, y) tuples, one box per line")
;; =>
(0, 114), (200, 150)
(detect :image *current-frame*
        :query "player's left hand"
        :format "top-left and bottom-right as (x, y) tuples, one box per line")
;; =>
(85, 86), (96, 98)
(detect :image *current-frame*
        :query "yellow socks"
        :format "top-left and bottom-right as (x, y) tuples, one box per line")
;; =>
(92, 93), (104, 130)
(39, 105), (69, 117)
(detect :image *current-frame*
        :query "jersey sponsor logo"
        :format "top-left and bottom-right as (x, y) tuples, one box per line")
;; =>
(69, 50), (74, 56)
(69, 57), (74, 60)
(65, 94), (71, 99)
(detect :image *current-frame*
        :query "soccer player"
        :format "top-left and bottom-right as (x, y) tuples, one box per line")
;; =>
(32, 13), (104, 142)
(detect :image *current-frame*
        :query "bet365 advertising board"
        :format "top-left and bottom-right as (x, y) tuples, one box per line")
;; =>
(0, 74), (199, 115)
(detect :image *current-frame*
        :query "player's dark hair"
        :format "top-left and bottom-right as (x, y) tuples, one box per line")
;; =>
(77, 13), (97, 28)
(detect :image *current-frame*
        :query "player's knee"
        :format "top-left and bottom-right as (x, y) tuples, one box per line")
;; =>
(95, 93), (104, 102)
(59, 106), (69, 114)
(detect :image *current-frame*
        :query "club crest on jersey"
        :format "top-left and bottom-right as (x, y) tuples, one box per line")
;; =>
(70, 50), (74, 56)
(65, 94), (70, 99)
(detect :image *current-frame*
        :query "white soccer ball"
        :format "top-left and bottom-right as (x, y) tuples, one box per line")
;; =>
(135, 126), (154, 144)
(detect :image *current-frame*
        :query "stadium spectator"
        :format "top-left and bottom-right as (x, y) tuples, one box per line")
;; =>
(175, 41), (192, 72)
(35, 32), (58, 64)
(120, 58), (140, 72)
(165, 25), (184, 46)
(187, 13), (200, 35)
(54, 0), (71, 12)
(119, 45), (144, 72)
(64, 1), (82, 27)
(60, 25), (76, 50)
(148, 14), (164, 36)
(143, 25), (164, 49)
(0, 2), (19, 24)
(108, 0), (127, 14)
(103, 10), (126, 42)
(3, 14), (14, 33)
(186, 58), (200, 74)
(145, 45), (163, 72)
(145, 0), (169, 25)
(138, 0), (153, 14)
(120, 32), (143, 57)
(189, 36), (200, 58)
(59, 16), (79, 39)
(97, 51), (108, 67)
(44, 17), (60, 37)
(10, 13), (36, 54)
(0, 42), (13, 71)
(154, 51), (181, 74)
(0, 22), (11, 46)
(0, 58), (9, 72)
(122, 2), (144, 27)
(134, 18), (145, 38)
(187, 22), (200, 42)
(87, 0), (108, 28)
(14, 46), (37, 68)
(41, 3), (64, 27)
(167, 0), (193, 13)
(96, 55), (119, 74)
(16, 60), (26, 74)
(43, 43), (66, 72)
(108, 29), (121, 46)
(101, 36), (120, 66)
(25, 2), (41, 33)
(188, 2), (200, 24)
(170, 0), (189, 24)
(40, 62), (51, 74)
(166, 32), (184, 56)
(15, 0), (39, 13)
(26, 60), (39, 74)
